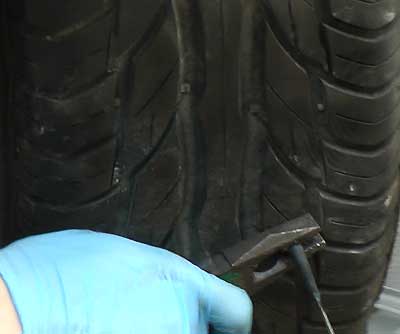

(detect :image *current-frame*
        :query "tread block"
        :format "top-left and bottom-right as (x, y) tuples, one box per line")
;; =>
(17, 187), (130, 234)
(329, 0), (399, 30)
(330, 47), (400, 87)
(14, 12), (112, 64)
(124, 70), (178, 172)
(310, 270), (385, 322)
(14, 72), (118, 199)
(130, 17), (178, 113)
(319, 177), (399, 244)
(13, 13), (113, 94)
(323, 132), (400, 178)
(20, 51), (108, 95)
(262, 195), (286, 229)
(7, 0), (111, 32)
(255, 276), (298, 318)
(264, 10), (400, 147)
(265, 20), (313, 123)
(17, 138), (116, 180)
(20, 73), (117, 127)
(291, 0), (327, 67)
(265, 0), (294, 45)
(130, 133), (180, 244)
(263, 143), (306, 219)
(18, 168), (113, 205)
(19, 109), (117, 156)
(15, 74), (118, 155)
(115, 0), (166, 55)
(327, 106), (400, 146)
(324, 162), (396, 197)
(322, 131), (400, 198)
(322, 79), (400, 123)
(324, 22), (400, 65)
(145, 70), (178, 145)
(266, 85), (322, 180)
(318, 220), (396, 287)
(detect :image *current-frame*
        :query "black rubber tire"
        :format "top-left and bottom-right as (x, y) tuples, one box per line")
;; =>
(242, 1), (400, 333)
(1, 1), (399, 334)
(2, 0), (180, 239)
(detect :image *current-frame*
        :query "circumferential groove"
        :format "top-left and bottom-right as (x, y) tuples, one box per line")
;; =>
(238, 0), (267, 239)
(169, 0), (207, 263)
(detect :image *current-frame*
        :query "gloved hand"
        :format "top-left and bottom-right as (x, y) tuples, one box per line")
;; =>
(0, 229), (253, 334)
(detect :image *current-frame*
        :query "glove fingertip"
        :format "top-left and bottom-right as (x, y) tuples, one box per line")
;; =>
(203, 274), (253, 334)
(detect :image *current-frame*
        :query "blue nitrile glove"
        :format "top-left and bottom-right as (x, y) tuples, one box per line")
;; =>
(0, 229), (253, 334)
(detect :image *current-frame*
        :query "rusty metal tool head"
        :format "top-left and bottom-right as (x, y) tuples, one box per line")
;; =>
(200, 214), (325, 295)
(199, 213), (336, 334)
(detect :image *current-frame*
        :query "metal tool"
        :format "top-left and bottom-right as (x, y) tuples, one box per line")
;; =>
(200, 214), (335, 334)
(201, 214), (323, 293)
(289, 244), (336, 334)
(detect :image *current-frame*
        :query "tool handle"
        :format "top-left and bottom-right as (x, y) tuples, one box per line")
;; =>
(289, 243), (321, 302)
(289, 244), (336, 334)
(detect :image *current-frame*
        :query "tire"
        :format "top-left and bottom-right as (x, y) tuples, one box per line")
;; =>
(3, 0), (179, 239)
(243, 0), (400, 333)
(1, 1), (399, 334)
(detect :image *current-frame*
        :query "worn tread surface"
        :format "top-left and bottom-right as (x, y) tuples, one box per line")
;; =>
(4, 0), (179, 237)
(4, 0), (242, 254)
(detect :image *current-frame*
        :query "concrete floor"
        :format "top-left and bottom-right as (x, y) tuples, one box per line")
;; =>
(369, 309), (400, 333)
